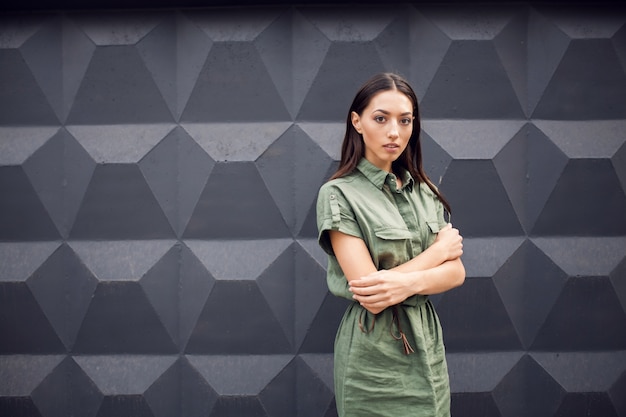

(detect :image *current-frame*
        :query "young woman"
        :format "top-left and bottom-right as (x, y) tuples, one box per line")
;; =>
(316, 72), (465, 417)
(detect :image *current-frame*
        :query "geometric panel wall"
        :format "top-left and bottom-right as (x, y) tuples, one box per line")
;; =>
(1, 3), (625, 417)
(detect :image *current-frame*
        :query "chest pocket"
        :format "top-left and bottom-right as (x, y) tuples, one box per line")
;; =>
(372, 227), (413, 270)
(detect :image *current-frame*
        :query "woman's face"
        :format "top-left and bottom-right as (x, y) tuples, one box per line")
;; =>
(351, 89), (414, 173)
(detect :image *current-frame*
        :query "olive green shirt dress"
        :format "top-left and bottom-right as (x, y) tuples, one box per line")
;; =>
(316, 158), (451, 417)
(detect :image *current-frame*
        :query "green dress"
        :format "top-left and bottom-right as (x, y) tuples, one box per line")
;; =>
(316, 158), (450, 417)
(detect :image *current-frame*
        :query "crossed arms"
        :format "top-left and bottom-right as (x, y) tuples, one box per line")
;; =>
(329, 223), (466, 315)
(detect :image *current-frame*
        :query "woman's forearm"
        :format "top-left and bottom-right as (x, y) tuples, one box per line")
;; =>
(407, 258), (465, 295)
(391, 242), (449, 274)
(351, 258), (465, 313)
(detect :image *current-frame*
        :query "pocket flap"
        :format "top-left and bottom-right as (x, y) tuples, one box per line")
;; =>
(426, 221), (441, 233)
(374, 227), (413, 240)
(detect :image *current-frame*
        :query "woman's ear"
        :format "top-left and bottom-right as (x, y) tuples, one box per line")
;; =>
(351, 111), (362, 134)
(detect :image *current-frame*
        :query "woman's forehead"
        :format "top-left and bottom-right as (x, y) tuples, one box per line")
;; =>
(365, 89), (413, 113)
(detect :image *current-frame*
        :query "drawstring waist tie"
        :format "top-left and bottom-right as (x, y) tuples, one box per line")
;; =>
(358, 305), (415, 355)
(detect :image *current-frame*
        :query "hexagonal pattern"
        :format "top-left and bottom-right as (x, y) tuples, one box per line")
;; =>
(0, 4), (625, 417)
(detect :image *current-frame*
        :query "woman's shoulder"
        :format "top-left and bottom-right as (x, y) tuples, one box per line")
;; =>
(318, 173), (360, 194)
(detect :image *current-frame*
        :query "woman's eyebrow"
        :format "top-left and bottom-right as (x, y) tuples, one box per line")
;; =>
(371, 109), (412, 116)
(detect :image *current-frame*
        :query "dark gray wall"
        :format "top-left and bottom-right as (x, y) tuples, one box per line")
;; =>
(1, 3), (625, 417)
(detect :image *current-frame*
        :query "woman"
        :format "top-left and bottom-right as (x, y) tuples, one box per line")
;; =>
(316, 72), (465, 417)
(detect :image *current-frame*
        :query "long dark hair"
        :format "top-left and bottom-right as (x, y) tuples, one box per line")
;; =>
(329, 72), (451, 214)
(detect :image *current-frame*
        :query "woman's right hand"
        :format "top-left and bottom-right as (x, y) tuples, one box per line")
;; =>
(434, 223), (464, 261)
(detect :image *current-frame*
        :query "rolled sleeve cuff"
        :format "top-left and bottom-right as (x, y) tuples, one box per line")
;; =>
(317, 217), (362, 256)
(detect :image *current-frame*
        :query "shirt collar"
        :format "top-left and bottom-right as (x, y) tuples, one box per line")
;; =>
(356, 158), (415, 191)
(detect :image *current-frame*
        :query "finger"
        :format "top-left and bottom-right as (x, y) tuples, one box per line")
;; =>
(350, 285), (379, 296)
(349, 279), (370, 288)
(350, 275), (382, 287)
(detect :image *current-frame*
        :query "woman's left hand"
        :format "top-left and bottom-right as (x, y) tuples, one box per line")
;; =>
(349, 270), (413, 313)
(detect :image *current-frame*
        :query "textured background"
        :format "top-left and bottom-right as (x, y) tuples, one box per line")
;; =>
(1, 2), (625, 417)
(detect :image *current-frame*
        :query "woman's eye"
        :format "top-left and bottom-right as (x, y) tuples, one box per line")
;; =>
(401, 118), (412, 125)
(374, 116), (386, 123)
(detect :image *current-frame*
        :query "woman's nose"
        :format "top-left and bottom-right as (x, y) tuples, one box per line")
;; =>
(388, 123), (399, 138)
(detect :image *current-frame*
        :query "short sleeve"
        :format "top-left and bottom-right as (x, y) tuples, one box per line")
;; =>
(316, 183), (363, 256)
